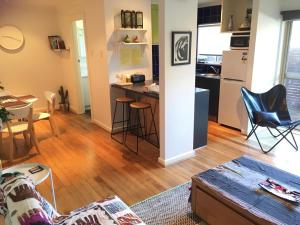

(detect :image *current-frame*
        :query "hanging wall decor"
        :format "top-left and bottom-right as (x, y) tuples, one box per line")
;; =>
(171, 31), (192, 66)
(121, 10), (126, 28)
(136, 11), (143, 28)
(124, 10), (132, 28)
(0, 26), (24, 51)
(131, 11), (137, 28)
(48, 36), (66, 50)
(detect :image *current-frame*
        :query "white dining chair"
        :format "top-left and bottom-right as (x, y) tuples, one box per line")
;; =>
(0, 90), (11, 97)
(0, 104), (40, 162)
(32, 91), (58, 136)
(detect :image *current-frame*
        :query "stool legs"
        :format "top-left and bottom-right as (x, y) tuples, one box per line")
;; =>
(125, 104), (159, 154)
(111, 101), (130, 144)
(150, 107), (160, 147)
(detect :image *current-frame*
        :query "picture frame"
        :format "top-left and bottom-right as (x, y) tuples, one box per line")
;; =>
(131, 11), (136, 28)
(124, 10), (132, 28)
(48, 36), (66, 50)
(48, 35), (61, 49)
(121, 10), (126, 28)
(136, 11), (143, 28)
(171, 31), (192, 66)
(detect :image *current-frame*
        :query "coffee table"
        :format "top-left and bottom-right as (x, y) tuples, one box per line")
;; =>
(191, 156), (300, 225)
(2, 163), (56, 209)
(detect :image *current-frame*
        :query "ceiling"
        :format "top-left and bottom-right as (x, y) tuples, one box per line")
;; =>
(4, 0), (222, 8)
(1, 0), (72, 10)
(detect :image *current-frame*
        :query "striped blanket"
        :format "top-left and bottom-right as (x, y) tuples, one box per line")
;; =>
(195, 156), (300, 225)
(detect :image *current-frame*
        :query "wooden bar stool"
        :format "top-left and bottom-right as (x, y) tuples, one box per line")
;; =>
(111, 97), (135, 144)
(125, 101), (159, 154)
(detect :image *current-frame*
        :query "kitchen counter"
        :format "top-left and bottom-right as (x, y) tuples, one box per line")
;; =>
(195, 73), (220, 122)
(111, 80), (159, 99)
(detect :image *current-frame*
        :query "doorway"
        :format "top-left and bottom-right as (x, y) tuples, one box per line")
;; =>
(73, 19), (91, 116)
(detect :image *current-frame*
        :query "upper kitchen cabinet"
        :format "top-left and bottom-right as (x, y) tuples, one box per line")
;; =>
(221, 0), (253, 33)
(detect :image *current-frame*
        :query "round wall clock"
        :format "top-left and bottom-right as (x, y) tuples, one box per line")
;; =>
(0, 26), (24, 50)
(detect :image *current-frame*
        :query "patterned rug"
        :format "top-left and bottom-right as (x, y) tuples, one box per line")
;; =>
(131, 182), (207, 225)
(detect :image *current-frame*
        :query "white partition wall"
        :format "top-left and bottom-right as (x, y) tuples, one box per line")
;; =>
(158, 0), (198, 166)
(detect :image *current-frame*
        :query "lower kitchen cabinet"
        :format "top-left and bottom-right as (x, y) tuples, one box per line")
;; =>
(195, 76), (220, 122)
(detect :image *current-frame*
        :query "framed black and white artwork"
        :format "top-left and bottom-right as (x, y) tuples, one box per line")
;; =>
(171, 31), (192, 66)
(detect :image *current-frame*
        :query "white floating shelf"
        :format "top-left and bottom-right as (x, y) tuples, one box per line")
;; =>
(119, 42), (148, 45)
(116, 28), (147, 32)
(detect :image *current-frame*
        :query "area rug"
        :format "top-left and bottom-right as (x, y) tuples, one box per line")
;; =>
(131, 182), (207, 225)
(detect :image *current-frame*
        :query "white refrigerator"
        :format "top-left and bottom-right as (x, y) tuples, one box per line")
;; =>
(218, 50), (248, 132)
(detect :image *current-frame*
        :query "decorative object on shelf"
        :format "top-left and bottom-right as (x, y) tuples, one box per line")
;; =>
(239, 16), (251, 31)
(247, 8), (252, 24)
(171, 31), (192, 66)
(132, 36), (139, 43)
(239, 9), (251, 31)
(0, 25), (24, 51)
(123, 34), (131, 43)
(136, 11), (143, 28)
(48, 35), (67, 50)
(124, 10), (132, 28)
(131, 11), (137, 28)
(58, 86), (69, 112)
(228, 15), (234, 31)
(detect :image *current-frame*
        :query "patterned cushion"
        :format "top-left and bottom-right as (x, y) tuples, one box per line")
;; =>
(0, 188), (7, 216)
(53, 201), (116, 225)
(0, 172), (59, 225)
(0, 173), (144, 225)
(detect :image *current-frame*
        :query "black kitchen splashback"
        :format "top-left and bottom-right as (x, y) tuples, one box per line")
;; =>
(152, 45), (159, 80)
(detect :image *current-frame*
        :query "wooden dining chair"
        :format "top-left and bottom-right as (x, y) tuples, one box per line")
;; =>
(32, 91), (58, 136)
(0, 104), (40, 161)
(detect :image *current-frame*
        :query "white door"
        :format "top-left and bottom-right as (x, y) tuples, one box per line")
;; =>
(222, 50), (248, 81)
(218, 79), (247, 130)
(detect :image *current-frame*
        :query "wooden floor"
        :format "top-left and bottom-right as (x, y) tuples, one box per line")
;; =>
(1, 112), (300, 214)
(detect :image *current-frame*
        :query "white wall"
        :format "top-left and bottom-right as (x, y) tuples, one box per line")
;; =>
(57, 0), (112, 130)
(104, 0), (153, 84)
(247, 0), (282, 93)
(0, 1), (64, 110)
(57, 0), (152, 131)
(280, 0), (300, 11)
(159, 0), (198, 166)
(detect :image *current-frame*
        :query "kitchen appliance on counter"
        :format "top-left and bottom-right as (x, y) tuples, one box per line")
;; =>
(218, 50), (248, 132)
(230, 32), (250, 49)
(131, 74), (145, 83)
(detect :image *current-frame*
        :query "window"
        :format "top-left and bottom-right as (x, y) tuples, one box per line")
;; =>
(197, 25), (231, 56)
(282, 20), (300, 120)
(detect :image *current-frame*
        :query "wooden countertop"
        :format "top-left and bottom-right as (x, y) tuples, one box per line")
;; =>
(111, 80), (159, 99)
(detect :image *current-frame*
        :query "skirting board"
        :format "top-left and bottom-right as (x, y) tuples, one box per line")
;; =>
(158, 150), (195, 167)
(93, 119), (112, 132)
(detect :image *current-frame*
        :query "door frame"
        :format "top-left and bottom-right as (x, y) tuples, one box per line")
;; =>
(71, 14), (93, 118)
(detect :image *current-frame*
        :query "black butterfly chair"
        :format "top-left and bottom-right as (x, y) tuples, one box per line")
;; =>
(241, 84), (300, 153)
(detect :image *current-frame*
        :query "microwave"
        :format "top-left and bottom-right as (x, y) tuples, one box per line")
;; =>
(230, 33), (250, 49)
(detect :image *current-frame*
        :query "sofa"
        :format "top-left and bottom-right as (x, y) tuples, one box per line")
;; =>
(0, 172), (145, 225)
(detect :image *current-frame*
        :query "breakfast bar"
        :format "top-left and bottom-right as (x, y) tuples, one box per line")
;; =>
(111, 81), (210, 151)
(111, 80), (159, 99)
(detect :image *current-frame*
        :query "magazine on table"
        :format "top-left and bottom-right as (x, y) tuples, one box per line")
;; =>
(100, 196), (145, 225)
(259, 178), (300, 203)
